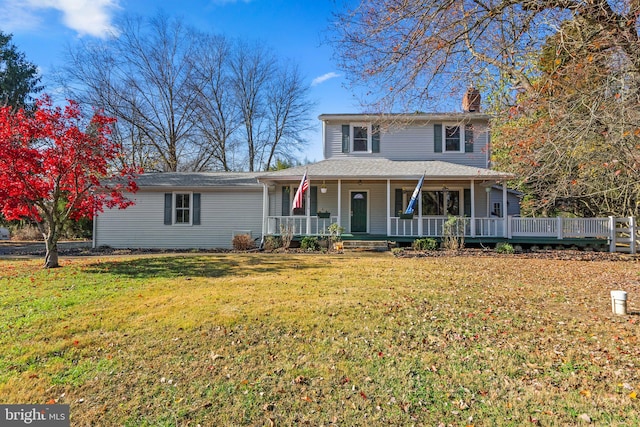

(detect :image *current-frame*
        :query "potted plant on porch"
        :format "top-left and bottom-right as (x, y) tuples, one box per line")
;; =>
(317, 209), (331, 218)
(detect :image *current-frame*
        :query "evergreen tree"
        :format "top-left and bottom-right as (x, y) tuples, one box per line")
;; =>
(0, 31), (43, 109)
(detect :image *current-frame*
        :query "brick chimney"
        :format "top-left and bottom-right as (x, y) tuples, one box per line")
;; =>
(462, 86), (481, 112)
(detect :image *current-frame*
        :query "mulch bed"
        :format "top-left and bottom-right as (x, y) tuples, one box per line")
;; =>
(1, 241), (637, 261)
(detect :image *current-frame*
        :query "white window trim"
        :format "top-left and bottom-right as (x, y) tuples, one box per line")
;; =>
(442, 123), (468, 153)
(173, 192), (193, 226)
(351, 123), (371, 153)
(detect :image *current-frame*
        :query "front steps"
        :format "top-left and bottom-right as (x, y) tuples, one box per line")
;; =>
(340, 240), (390, 252)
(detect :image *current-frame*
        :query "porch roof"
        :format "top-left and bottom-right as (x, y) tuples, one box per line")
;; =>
(259, 159), (514, 182)
(133, 172), (263, 189)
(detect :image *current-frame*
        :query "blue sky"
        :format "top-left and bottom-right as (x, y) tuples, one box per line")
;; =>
(0, 0), (360, 162)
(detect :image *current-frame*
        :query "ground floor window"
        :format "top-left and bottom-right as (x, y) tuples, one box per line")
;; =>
(422, 190), (460, 216)
(175, 193), (191, 224)
(164, 192), (200, 225)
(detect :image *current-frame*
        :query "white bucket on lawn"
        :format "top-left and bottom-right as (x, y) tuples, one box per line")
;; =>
(610, 290), (628, 315)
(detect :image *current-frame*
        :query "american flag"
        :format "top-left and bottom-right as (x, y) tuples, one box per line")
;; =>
(292, 171), (308, 212)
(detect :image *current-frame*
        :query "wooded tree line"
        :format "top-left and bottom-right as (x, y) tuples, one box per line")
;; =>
(59, 14), (314, 173)
(332, 0), (640, 217)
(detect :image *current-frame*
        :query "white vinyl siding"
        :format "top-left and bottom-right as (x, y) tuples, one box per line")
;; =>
(323, 121), (489, 168)
(95, 190), (263, 249)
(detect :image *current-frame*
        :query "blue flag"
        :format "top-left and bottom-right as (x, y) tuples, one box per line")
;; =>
(404, 174), (425, 215)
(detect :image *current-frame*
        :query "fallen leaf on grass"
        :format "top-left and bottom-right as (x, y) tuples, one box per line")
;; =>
(629, 391), (637, 399)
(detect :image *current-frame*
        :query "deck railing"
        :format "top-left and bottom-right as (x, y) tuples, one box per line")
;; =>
(266, 215), (337, 235)
(267, 215), (616, 240)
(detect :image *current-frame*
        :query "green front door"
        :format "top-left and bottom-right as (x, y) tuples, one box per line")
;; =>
(351, 191), (368, 233)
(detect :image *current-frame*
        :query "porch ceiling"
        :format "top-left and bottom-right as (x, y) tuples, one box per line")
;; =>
(258, 158), (514, 182)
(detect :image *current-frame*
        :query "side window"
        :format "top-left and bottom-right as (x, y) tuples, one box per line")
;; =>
(164, 193), (200, 225)
(493, 202), (502, 217)
(175, 193), (191, 224)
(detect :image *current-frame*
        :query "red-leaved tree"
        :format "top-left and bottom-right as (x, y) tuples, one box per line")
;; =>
(0, 96), (139, 268)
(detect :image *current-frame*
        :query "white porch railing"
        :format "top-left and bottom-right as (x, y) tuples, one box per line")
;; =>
(390, 216), (612, 239)
(267, 215), (620, 240)
(267, 215), (338, 235)
(390, 217), (505, 237)
(509, 217), (611, 239)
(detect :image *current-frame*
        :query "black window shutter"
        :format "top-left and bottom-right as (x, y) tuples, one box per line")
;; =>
(434, 124), (442, 153)
(394, 189), (403, 216)
(164, 193), (172, 225)
(193, 193), (201, 225)
(463, 189), (471, 216)
(310, 186), (318, 215)
(341, 124), (350, 153)
(281, 187), (290, 216)
(372, 125), (380, 153)
(464, 124), (474, 153)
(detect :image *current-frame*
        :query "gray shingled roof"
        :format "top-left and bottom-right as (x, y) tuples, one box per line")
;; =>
(134, 172), (263, 188)
(259, 159), (513, 181)
(132, 159), (512, 188)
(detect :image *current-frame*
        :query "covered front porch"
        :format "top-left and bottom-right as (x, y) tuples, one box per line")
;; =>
(258, 158), (516, 238)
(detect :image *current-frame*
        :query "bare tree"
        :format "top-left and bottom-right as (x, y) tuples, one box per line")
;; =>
(61, 14), (314, 172)
(62, 14), (204, 172)
(231, 42), (274, 172)
(263, 62), (315, 170)
(331, 0), (640, 111)
(231, 42), (313, 171)
(189, 35), (241, 171)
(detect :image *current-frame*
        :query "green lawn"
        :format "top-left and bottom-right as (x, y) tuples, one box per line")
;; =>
(0, 253), (638, 426)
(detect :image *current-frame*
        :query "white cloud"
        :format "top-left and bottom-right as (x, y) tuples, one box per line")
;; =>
(0, 0), (120, 38)
(311, 72), (340, 87)
(0, 1), (43, 32)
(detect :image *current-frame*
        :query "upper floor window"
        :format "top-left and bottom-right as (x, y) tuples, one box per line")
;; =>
(435, 123), (474, 153)
(353, 125), (368, 151)
(342, 123), (380, 153)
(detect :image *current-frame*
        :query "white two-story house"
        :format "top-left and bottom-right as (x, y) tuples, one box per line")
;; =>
(94, 89), (540, 249)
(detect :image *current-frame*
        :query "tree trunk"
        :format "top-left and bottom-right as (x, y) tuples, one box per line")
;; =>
(44, 234), (60, 268)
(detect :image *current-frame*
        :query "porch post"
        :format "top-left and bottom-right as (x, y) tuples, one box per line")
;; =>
(386, 179), (391, 236)
(306, 179), (311, 235)
(630, 216), (636, 255)
(556, 217), (563, 240)
(418, 187), (423, 236)
(502, 182), (508, 237)
(470, 180), (476, 237)
(337, 179), (342, 229)
(609, 216), (616, 253)
(261, 183), (269, 242)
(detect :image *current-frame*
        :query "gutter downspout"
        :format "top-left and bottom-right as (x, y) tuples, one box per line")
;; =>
(261, 182), (269, 247)
(92, 210), (97, 249)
